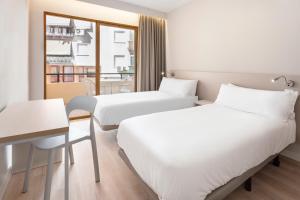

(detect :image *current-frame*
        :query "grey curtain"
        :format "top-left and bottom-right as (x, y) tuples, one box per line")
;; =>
(138, 15), (166, 91)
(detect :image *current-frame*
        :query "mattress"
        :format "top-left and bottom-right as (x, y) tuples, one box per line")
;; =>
(117, 104), (296, 200)
(94, 91), (197, 126)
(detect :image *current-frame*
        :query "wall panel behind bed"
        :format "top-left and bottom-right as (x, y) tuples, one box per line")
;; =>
(172, 70), (300, 160)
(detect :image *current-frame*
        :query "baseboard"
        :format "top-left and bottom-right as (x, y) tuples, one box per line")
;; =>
(0, 168), (12, 199)
(281, 143), (300, 162)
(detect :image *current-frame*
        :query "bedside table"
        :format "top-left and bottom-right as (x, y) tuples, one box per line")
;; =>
(194, 100), (213, 106)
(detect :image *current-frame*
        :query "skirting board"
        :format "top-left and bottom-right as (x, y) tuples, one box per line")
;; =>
(281, 143), (300, 162)
(0, 168), (11, 199)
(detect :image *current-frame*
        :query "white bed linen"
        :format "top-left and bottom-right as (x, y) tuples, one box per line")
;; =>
(117, 104), (296, 200)
(94, 91), (197, 126)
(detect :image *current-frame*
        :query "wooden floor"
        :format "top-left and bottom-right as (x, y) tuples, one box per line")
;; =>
(3, 120), (300, 200)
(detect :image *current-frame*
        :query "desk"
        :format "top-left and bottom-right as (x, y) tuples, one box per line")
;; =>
(0, 99), (70, 200)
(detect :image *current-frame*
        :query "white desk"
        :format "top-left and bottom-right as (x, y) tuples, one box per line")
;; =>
(0, 99), (70, 200)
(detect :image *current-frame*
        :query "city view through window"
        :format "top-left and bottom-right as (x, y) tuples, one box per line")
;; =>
(45, 14), (136, 107)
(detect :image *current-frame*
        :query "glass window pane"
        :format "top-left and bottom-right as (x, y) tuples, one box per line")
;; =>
(100, 25), (136, 95)
(45, 15), (96, 117)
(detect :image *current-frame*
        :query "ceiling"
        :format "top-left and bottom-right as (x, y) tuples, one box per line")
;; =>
(117, 0), (193, 12)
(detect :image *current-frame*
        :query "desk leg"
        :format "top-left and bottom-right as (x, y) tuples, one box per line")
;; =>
(65, 132), (69, 200)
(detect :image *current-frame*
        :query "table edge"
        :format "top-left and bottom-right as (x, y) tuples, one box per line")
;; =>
(0, 127), (69, 144)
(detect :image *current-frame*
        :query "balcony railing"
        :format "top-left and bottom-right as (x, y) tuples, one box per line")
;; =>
(46, 72), (134, 83)
(46, 72), (135, 103)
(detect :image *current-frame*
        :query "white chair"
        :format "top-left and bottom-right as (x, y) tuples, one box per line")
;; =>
(22, 96), (100, 200)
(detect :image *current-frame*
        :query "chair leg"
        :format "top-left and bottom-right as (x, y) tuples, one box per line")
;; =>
(44, 149), (54, 200)
(90, 137), (100, 182)
(23, 144), (34, 193)
(69, 145), (74, 165)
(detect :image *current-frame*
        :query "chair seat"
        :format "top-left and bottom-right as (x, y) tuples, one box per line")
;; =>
(33, 125), (90, 150)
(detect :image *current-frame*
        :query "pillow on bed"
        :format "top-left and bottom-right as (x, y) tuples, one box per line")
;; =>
(215, 84), (298, 121)
(159, 77), (198, 97)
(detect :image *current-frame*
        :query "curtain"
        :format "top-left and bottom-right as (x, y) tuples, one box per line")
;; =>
(138, 15), (166, 91)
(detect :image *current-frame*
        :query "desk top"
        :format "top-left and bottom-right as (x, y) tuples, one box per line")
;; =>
(0, 99), (69, 144)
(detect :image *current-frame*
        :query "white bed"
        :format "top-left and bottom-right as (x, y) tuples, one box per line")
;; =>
(117, 103), (296, 200)
(94, 91), (197, 126)
(93, 77), (198, 127)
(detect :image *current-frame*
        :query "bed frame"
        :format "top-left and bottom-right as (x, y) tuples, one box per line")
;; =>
(113, 71), (299, 199)
(94, 118), (119, 131)
(119, 148), (282, 200)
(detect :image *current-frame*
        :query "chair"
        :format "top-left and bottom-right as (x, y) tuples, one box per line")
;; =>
(22, 96), (100, 200)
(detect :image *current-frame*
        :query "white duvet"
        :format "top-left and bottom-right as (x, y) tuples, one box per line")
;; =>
(117, 104), (296, 200)
(94, 91), (197, 126)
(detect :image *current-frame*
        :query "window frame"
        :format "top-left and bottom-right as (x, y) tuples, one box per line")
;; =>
(44, 11), (138, 99)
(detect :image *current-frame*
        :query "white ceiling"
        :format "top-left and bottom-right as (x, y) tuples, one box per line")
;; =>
(117, 0), (193, 12)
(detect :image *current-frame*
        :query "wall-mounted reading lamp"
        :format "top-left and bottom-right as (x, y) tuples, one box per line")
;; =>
(271, 75), (295, 87)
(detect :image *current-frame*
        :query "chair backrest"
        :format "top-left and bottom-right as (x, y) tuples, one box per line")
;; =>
(65, 96), (97, 118)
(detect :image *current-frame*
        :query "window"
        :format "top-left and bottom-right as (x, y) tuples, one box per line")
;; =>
(114, 31), (126, 43)
(77, 43), (89, 56)
(130, 55), (135, 67)
(114, 55), (126, 69)
(58, 27), (63, 34)
(63, 66), (74, 82)
(45, 13), (137, 104)
(66, 28), (71, 34)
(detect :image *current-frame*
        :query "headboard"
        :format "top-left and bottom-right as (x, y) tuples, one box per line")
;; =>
(171, 70), (300, 144)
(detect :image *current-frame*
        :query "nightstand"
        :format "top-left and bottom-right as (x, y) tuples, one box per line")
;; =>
(194, 100), (213, 106)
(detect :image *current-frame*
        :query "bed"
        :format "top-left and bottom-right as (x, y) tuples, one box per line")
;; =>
(94, 78), (198, 130)
(117, 84), (298, 200)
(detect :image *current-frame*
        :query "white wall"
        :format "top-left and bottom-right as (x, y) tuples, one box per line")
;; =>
(29, 0), (140, 99)
(78, 0), (166, 18)
(6, 0), (141, 173)
(0, 0), (29, 105)
(0, 0), (29, 197)
(167, 0), (300, 75)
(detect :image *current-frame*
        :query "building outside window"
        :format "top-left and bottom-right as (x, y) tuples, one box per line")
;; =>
(45, 14), (136, 104)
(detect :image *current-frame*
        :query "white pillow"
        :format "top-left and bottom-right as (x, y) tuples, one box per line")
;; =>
(215, 84), (298, 121)
(159, 77), (198, 97)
